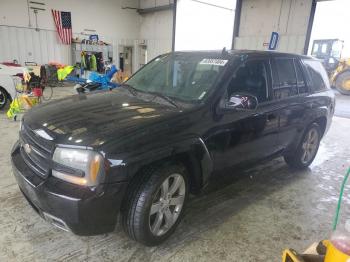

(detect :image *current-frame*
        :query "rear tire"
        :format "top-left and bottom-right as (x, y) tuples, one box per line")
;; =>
(121, 163), (188, 246)
(284, 123), (321, 169)
(335, 71), (350, 95)
(0, 87), (10, 110)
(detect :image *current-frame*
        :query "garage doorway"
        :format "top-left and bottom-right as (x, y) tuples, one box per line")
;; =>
(119, 46), (133, 77)
(308, 0), (350, 57)
(308, 0), (350, 118)
(138, 44), (147, 68)
(175, 0), (236, 51)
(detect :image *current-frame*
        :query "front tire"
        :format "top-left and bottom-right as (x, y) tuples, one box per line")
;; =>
(122, 163), (188, 246)
(0, 87), (10, 110)
(284, 123), (321, 169)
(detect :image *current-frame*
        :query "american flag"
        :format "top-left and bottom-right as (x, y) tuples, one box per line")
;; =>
(52, 10), (72, 45)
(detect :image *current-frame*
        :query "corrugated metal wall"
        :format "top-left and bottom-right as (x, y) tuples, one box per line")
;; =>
(139, 19), (172, 61)
(0, 25), (156, 73)
(234, 0), (312, 54)
(0, 25), (71, 65)
(235, 35), (306, 54)
(0, 25), (148, 73)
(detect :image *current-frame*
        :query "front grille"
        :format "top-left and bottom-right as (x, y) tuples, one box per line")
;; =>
(19, 123), (54, 178)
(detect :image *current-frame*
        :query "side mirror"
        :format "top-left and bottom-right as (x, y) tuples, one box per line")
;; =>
(219, 93), (258, 112)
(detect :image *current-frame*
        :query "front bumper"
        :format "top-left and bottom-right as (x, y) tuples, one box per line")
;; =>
(11, 142), (127, 236)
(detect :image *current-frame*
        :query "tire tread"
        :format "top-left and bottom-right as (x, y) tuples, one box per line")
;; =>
(121, 162), (187, 245)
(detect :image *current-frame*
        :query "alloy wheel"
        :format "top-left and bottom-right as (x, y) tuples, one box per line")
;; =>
(301, 128), (319, 164)
(149, 173), (186, 237)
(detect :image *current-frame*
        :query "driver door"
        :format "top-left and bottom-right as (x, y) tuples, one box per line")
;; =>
(205, 58), (281, 171)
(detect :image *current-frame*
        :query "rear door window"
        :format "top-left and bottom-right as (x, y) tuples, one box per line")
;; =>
(272, 58), (298, 99)
(303, 59), (330, 92)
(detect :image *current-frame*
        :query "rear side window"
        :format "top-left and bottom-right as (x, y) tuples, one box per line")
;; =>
(294, 60), (307, 94)
(303, 59), (330, 92)
(272, 58), (298, 99)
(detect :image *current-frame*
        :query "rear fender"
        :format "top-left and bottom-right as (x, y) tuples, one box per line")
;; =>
(286, 107), (329, 155)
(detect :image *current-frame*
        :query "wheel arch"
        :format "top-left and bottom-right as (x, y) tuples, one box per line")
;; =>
(0, 85), (12, 101)
(313, 116), (327, 137)
(125, 137), (213, 195)
(286, 112), (329, 156)
(0, 74), (17, 101)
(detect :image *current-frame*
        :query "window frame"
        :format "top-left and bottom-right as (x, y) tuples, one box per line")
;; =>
(271, 57), (299, 100)
(293, 58), (309, 95)
(301, 58), (330, 94)
(125, 53), (227, 104)
(222, 57), (272, 105)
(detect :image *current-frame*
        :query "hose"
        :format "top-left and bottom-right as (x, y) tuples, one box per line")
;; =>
(333, 167), (350, 230)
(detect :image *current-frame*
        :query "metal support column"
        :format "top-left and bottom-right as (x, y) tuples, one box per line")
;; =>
(172, 0), (177, 52)
(231, 0), (242, 50)
(304, 0), (317, 55)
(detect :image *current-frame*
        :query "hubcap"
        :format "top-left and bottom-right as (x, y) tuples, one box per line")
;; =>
(149, 173), (186, 236)
(301, 128), (319, 164)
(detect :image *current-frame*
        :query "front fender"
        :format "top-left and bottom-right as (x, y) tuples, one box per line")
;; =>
(0, 74), (16, 100)
(105, 136), (213, 187)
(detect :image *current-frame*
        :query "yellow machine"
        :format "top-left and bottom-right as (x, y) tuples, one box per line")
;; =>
(282, 169), (350, 262)
(329, 58), (350, 95)
(311, 39), (350, 95)
(282, 240), (350, 262)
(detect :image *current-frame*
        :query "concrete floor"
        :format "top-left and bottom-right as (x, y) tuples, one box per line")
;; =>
(334, 91), (350, 118)
(0, 87), (350, 262)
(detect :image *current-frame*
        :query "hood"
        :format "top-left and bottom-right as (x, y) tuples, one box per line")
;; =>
(24, 89), (189, 149)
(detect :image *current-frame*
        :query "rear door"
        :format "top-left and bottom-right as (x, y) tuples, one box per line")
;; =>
(271, 57), (307, 151)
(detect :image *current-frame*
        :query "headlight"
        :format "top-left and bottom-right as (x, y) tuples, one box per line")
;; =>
(52, 147), (105, 186)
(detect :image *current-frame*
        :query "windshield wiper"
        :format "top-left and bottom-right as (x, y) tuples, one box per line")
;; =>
(150, 92), (179, 108)
(120, 84), (137, 96)
(121, 85), (179, 108)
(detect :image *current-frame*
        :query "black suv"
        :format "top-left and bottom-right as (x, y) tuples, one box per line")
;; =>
(11, 50), (334, 246)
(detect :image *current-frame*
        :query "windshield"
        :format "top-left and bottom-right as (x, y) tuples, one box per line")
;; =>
(125, 53), (228, 103)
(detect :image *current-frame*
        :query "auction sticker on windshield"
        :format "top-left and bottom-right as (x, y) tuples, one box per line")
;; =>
(200, 59), (228, 66)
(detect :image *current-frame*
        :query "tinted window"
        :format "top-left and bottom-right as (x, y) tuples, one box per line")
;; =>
(312, 43), (319, 55)
(191, 63), (220, 85)
(272, 58), (298, 99)
(303, 59), (330, 92)
(227, 60), (268, 103)
(321, 43), (328, 54)
(294, 59), (307, 94)
(126, 54), (225, 102)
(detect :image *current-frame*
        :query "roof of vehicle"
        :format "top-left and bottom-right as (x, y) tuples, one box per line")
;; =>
(173, 49), (315, 60)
